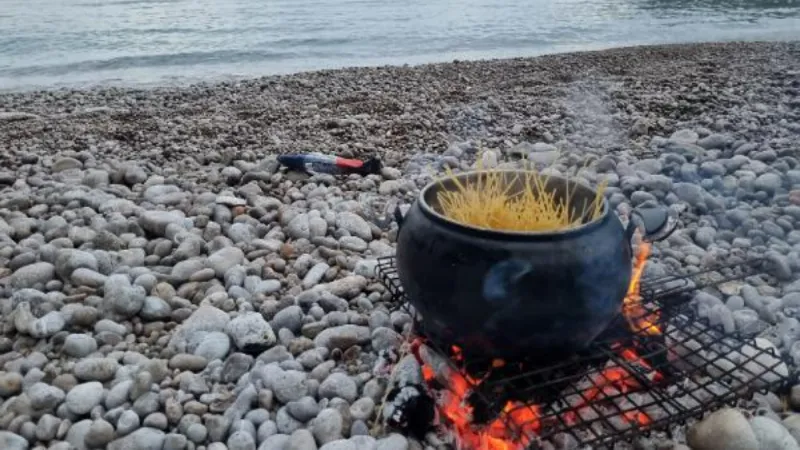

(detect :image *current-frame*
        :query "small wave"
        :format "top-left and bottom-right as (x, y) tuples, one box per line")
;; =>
(118, 27), (207, 35)
(0, 49), (302, 77)
(75, 0), (181, 7)
(254, 36), (356, 48)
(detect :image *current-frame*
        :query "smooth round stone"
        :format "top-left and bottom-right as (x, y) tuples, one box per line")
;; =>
(0, 373), (23, 398)
(687, 408), (758, 450)
(376, 433), (409, 450)
(63, 334), (98, 358)
(186, 423), (208, 443)
(65, 381), (104, 415)
(750, 416), (799, 450)
(319, 373), (358, 403)
(349, 397), (375, 421)
(168, 354), (208, 372)
(143, 413), (169, 430)
(84, 419), (115, 448)
(117, 410), (141, 436)
(227, 431), (256, 450)
(73, 358), (119, 381)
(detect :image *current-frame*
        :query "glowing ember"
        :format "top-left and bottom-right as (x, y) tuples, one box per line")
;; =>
(565, 345), (664, 428)
(434, 358), (542, 450)
(422, 365), (436, 382)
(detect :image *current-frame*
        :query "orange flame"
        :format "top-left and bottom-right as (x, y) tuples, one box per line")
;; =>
(622, 242), (660, 336)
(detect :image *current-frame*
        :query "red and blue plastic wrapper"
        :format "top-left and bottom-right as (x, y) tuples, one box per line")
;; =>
(277, 153), (382, 176)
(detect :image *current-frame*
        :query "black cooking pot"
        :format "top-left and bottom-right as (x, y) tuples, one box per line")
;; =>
(395, 170), (671, 361)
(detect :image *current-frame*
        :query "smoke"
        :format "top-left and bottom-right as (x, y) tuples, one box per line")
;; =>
(559, 78), (630, 157)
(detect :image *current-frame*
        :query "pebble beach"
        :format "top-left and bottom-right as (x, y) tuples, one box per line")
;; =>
(0, 40), (800, 450)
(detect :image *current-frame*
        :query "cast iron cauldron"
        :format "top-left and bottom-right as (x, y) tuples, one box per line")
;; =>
(395, 170), (671, 361)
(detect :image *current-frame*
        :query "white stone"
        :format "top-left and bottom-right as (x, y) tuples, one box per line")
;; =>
(226, 312), (276, 350)
(687, 408), (759, 450)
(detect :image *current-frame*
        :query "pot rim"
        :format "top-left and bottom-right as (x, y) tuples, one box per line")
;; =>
(417, 170), (611, 238)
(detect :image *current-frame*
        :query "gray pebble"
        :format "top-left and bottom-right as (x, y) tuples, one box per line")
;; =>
(348, 398), (375, 422)
(370, 327), (402, 352)
(28, 382), (66, 411)
(73, 358), (119, 382)
(311, 408), (343, 445)
(206, 414), (233, 442)
(169, 354), (209, 372)
(303, 263), (330, 289)
(106, 380), (133, 409)
(271, 370), (309, 404)
(754, 173), (783, 194)
(85, 419), (116, 448)
(228, 431), (256, 450)
(0, 372), (23, 398)
(107, 427), (165, 450)
(257, 420), (278, 444)
(375, 434), (408, 450)
(277, 407), (305, 435)
(313, 325), (370, 350)
(221, 353), (254, 383)
(319, 373), (357, 403)
(186, 423), (208, 444)
(117, 410), (141, 436)
(66, 381), (104, 416)
(103, 274), (146, 319)
(140, 296), (173, 321)
(63, 334), (98, 358)
(336, 213), (372, 241)
(272, 306), (305, 334)
(231, 419), (257, 439)
(349, 420), (370, 437)
(288, 428), (317, 450)
(207, 247), (246, 278)
(319, 441), (355, 450)
(687, 408), (758, 450)
(225, 312), (277, 351)
(750, 416), (799, 450)
(286, 396), (320, 423)
(0, 431), (30, 450)
(36, 414), (61, 441)
(65, 419), (93, 450)
(10, 262), (55, 290)
(261, 434), (291, 450)
(143, 412), (168, 430)
(164, 433), (189, 450)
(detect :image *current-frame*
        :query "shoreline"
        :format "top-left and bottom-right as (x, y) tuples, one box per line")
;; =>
(0, 39), (797, 95)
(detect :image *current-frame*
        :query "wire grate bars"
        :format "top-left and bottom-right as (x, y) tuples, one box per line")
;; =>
(376, 256), (793, 449)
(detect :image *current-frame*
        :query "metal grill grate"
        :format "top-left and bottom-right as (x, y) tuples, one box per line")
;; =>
(376, 256), (794, 449)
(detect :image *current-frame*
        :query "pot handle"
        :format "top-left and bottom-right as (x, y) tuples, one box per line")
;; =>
(624, 204), (678, 244)
(393, 204), (406, 231)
